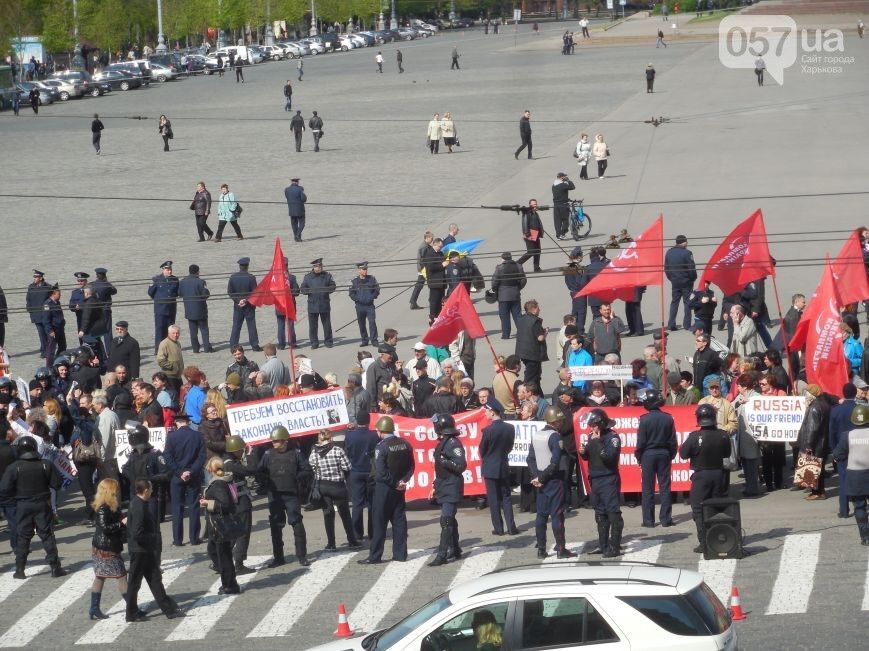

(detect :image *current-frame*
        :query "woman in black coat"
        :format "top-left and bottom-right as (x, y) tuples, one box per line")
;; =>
(89, 478), (127, 620)
(200, 458), (240, 594)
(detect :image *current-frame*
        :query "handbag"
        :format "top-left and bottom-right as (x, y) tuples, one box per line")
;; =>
(605, 148), (610, 156)
(232, 203), (243, 218)
(722, 434), (739, 471)
(454, 138), (460, 147)
(208, 512), (246, 542)
(72, 438), (100, 464)
(794, 450), (823, 489)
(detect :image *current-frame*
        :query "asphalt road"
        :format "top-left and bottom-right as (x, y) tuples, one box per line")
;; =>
(0, 16), (868, 651)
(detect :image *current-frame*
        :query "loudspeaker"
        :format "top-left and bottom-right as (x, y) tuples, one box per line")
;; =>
(701, 498), (743, 560)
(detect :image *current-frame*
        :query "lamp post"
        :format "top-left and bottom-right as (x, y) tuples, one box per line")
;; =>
(72, 0), (86, 70)
(155, 0), (169, 53)
(310, 0), (318, 36)
(449, 0), (456, 22)
(390, 0), (397, 29)
(265, 0), (275, 44)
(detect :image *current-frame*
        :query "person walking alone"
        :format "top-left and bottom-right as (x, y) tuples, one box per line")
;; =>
(309, 111), (324, 152)
(283, 80), (293, 111)
(158, 114), (173, 152)
(234, 57), (244, 83)
(91, 114), (104, 155)
(284, 178), (307, 242)
(755, 56), (766, 86)
(375, 51), (384, 73)
(514, 110), (532, 160)
(396, 49), (404, 73)
(451, 46), (460, 69)
(297, 58), (303, 81)
(646, 63), (656, 93)
(656, 28), (667, 48)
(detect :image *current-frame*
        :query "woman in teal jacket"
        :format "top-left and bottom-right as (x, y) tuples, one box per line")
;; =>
(215, 183), (243, 242)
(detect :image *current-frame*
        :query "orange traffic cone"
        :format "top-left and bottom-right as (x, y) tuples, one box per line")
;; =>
(334, 603), (353, 637)
(729, 586), (746, 621)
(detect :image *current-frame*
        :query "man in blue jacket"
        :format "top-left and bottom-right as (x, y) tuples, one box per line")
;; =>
(344, 412), (379, 540)
(284, 178), (307, 242)
(831, 403), (869, 546)
(349, 262), (381, 347)
(227, 258), (260, 351)
(163, 413), (205, 546)
(664, 235), (697, 331)
(480, 397), (518, 536)
(147, 261), (179, 353)
(636, 390), (678, 528)
(830, 383), (858, 518)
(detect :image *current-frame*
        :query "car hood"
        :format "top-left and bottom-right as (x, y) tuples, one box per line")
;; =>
(305, 634), (368, 651)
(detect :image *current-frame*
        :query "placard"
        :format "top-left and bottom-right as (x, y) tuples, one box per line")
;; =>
(114, 427), (167, 462)
(742, 396), (805, 442)
(569, 365), (633, 382)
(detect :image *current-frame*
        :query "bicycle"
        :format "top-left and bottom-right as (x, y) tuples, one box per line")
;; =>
(568, 199), (592, 240)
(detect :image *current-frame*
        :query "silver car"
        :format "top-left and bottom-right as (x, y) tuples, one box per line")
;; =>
(42, 78), (84, 100)
(149, 63), (177, 82)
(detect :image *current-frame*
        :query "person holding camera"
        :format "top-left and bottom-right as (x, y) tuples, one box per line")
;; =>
(551, 173), (576, 240)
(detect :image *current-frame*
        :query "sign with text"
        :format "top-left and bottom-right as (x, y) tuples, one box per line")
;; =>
(569, 365), (633, 382)
(114, 427), (167, 462)
(227, 388), (350, 445)
(507, 420), (546, 467)
(743, 396), (805, 442)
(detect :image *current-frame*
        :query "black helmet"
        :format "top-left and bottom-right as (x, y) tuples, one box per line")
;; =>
(35, 367), (52, 380)
(431, 413), (458, 436)
(695, 404), (718, 427)
(586, 408), (614, 429)
(52, 356), (71, 368)
(126, 422), (150, 449)
(75, 345), (95, 363)
(642, 389), (665, 410)
(0, 376), (13, 389)
(17, 435), (39, 459)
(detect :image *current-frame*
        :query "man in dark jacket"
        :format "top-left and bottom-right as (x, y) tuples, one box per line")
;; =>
(41, 284), (66, 366)
(68, 272), (88, 338)
(227, 257), (260, 351)
(551, 172), (575, 239)
(107, 321), (141, 380)
(514, 110), (532, 160)
(79, 284), (108, 365)
(410, 232), (434, 310)
(148, 261), (179, 353)
(308, 110), (324, 152)
(692, 333), (720, 388)
(178, 264), (213, 353)
(411, 359), (437, 416)
(26, 270), (53, 356)
(636, 390), (678, 527)
(163, 413), (205, 546)
(664, 235), (697, 331)
(480, 397), (518, 535)
(421, 238), (447, 324)
(782, 293), (805, 375)
(300, 258), (337, 348)
(344, 413), (379, 541)
(91, 267), (116, 354)
(797, 386), (833, 499)
(516, 201), (544, 273)
(349, 262), (380, 346)
(190, 181), (214, 242)
(491, 252), (527, 339)
(284, 178), (307, 242)
(582, 247), (610, 326)
(515, 299), (548, 387)
(420, 378), (461, 418)
(290, 110), (305, 152)
(829, 383), (857, 518)
(689, 281), (717, 334)
(366, 344), (396, 404)
(831, 403), (869, 545)
(743, 277), (774, 349)
(428, 413), (467, 566)
(226, 345), (258, 389)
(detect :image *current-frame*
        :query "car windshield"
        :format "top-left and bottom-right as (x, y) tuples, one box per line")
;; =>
(368, 593), (452, 650)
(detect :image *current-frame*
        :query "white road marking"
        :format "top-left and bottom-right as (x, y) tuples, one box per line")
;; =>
(0, 565), (48, 606)
(247, 551), (355, 638)
(75, 557), (194, 645)
(698, 558), (738, 605)
(349, 549), (431, 633)
(542, 541), (588, 563)
(621, 538), (663, 563)
(0, 567), (93, 648)
(861, 550), (869, 611)
(766, 533), (821, 615)
(450, 547), (506, 589)
(165, 556), (269, 641)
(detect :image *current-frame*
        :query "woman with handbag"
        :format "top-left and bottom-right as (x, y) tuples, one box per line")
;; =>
(71, 396), (103, 526)
(592, 133), (609, 179)
(215, 183), (244, 242)
(574, 133), (591, 180)
(88, 478), (128, 620)
(308, 430), (361, 552)
(158, 115), (173, 152)
(440, 112), (457, 154)
(199, 457), (241, 594)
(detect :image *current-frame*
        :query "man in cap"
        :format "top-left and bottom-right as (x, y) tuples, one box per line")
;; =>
(26, 270), (53, 356)
(480, 397), (519, 536)
(300, 258), (336, 349)
(107, 321), (141, 380)
(276, 256), (300, 349)
(40, 284), (66, 366)
(68, 271), (90, 338)
(429, 413), (467, 566)
(344, 412), (379, 541)
(284, 178), (307, 242)
(91, 267), (117, 354)
(579, 408), (624, 557)
(636, 389), (678, 527)
(664, 235), (697, 331)
(227, 257), (261, 351)
(79, 284), (109, 368)
(491, 251), (527, 339)
(366, 344), (396, 404)
(178, 264), (213, 354)
(411, 358), (437, 416)
(148, 262), (179, 353)
(349, 262), (380, 347)
(444, 250), (463, 297)
(290, 110), (306, 152)
(163, 412), (205, 546)
(551, 172), (575, 240)
(831, 404), (869, 546)
(358, 416), (415, 564)
(404, 341), (441, 380)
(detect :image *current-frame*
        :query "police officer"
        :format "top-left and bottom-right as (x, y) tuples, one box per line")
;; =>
(69, 271), (90, 338)
(480, 397), (519, 535)
(26, 269), (53, 356)
(276, 256), (300, 349)
(222, 435), (258, 573)
(679, 404), (731, 553)
(79, 284), (108, 368)
(91, 267), (117, 354)
(527, 406), (576, 559)
(163, 413), (205, 546)
(148, 261), (179, 353)
(0, 435), (67, 579)
(579, 408), (624, 557)
(349, 261), (380, 346)
(429, 413), (467, 566)
(636, 389), (678, 528)
(258, 426), (311, 567)
(178, 264), (213, 353)
(358, 416), (415, 565)
(300, 258), (337, 349)
(41, 284), (66, 366)
(344, 412), (379, 541)
(832, 404), (869, 546)
(228, 257), (261, 351)
(121, 422), (170, 558)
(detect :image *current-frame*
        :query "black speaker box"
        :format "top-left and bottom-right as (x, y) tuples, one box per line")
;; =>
(701, 498), (743, 560)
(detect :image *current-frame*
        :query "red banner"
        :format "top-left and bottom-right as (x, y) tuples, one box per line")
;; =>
(377, 409), (491, 501)
(574, 406), (696, 493)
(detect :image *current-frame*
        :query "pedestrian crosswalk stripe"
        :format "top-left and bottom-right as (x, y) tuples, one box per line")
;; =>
(697, 558), (737, 605)
(0, 567), (93, 648)
(543, 541), (588, 562)
(621, 538), (662, 563)
(350, 549), (432, 633)
(450, 546), (506, 589)
(76, 557), (194, 645)
(165, 556), (270, 641)
(0, 565), (48, 606)
(766, 533), (821, 615)
(247, 551), (356, 638)
(862, 552), (869, 611)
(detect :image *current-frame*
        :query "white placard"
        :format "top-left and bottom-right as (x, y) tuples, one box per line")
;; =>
(506, 420), (546, 467)
(743, 396), (805, 442)
(114, 427), (167, 461)
(569, 364), (633, 382)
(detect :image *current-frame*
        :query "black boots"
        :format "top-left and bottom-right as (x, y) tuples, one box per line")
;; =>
(293, 522), (309, 566)
(235, 562), (255, 575)
(448, 517), (462, 560)
(694, 520), (707, 554)
(429, 517), (452, 566)
(602, 513), (624, 558)
(592, 513), (609, 555)
(89, 592), (108, 620)
(13, 559), (26, 580)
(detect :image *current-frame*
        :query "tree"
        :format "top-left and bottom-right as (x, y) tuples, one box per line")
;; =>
(41, 0), (74, 53)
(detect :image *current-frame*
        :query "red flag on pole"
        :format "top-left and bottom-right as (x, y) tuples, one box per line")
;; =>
(247, 237), (296, 321)
(787, 257), (848, 394)
(575, 215), (664, 301)
(832, 229), (869, 305)
(697, 209), (776, 295)
(422, 283), (486, 346)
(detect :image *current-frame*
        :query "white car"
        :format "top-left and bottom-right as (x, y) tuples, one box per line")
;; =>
(42, 78), (84, 100)
(149, 63), (177, 81)
(307, 563), (737, 651)
(260, 45), (286, 60)
(346, 34), (368, 48)
(338, 35), (357, 50)
(412, 19), (439, 31)
(299, 38), (326, 54)
(278, 41), (309, 57)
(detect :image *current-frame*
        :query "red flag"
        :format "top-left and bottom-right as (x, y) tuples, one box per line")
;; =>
(788, 258), (848, 394)
(576, 215), (664, 301)
(422, 283), (486, 346)
(832, 229), (869, 305)
(698, 209), (775, 295)
(247, 237), (296, 321)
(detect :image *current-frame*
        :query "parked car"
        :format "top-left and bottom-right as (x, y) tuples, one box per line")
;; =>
(51, 70), (94, 91)
(260, 45), (286, 60)
(15, 82), (55, 105)
(281, 41), (310, 56)
(372, 30), (394, 43)
(149, 53), (184, 73)
(299, 38), (326, 54)
(454, 17), (476, 28)
(92, 70), (142, 91)
(181, 54), (206, 73)
(412, 19), (439, 31)
(413, 27), (434, 38)
(307, 563), (737, 651)
(354, 32), (377, 46)
(105, 63), (147, 85)
(149, 62), (178, 81)
(346, 34), (367, 48)
(41, 78), (84, 100)
(319, 33), (341, 51)
(248, 46), (268, 63)
(337, 35), (356, 51)
(88, 81), (112, 97)
(397, 27), (417, 40)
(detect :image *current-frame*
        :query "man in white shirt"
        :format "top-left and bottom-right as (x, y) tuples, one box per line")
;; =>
(92, 392), (121, 479)
(403, 342), (442, 380)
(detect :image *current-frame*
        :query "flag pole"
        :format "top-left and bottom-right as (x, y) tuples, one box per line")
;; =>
(770, 274), (794, 392)
(482, 333), (520, 411)
(287, 318), (297, 386)
(659, 215), (668, 400)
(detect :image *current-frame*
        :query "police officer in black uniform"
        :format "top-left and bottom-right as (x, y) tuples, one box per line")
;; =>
(222, 435), (258, 573)
(178, 264), (213, 353)
(527, 406), (576, 559)
(276, 256), (300, 349)
(480, 397), (519, 535)
(344, 412), (379, 541)
(579, 408), (624, 557)
(26, 269), (53, 356)
(41, 284), (66, 366)
(148, 261), (179, 353)
(679, 404), (731, 553)
(121, 422), (170, 560)
(227, 257), (260, 350)
(259, 426), (310, 567)
(0, 435), (67, 579)
(349, 261), (381, 346)
(636, 389), (678, 528)
(300, 258), (337, 349)
(69, 271), (89, 338)
(832, 404), (869, 546)
(92, 267), (117, 354)
(429, 413), (467, 566)
(358, 415), (415, 565)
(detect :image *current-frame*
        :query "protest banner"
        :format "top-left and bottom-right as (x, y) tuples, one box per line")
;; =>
(568, 365), (633, 383)
(42, 444), (77, 484)
(743, 396), (805, 442)
(574, 406), (695, 493)
(226, 388), (350, 445)
(507, 420), (546, 467)
(114, 427), (167, 463)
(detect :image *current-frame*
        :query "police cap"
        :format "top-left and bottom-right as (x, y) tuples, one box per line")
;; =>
(237, 257), (250, 267)
(311, 258), (323, 266)
(115, 320), (129, 329)
(160, 261), (173, 269)
(74, 272), (90, 281)
(356, 261), (368, 270)
(95, 267), (108, 275)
